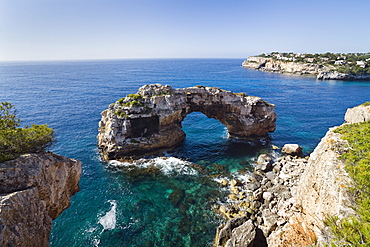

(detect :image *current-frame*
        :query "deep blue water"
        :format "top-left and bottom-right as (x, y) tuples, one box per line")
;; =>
(0, 59), (369, 246)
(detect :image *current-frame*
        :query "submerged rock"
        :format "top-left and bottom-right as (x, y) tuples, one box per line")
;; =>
(0, 152), (81, 247)
(98, 84), (277, 160)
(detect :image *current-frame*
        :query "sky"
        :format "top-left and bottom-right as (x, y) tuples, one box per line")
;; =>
(0, 0), (369, 61)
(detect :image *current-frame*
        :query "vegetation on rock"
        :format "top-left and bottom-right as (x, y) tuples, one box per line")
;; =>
(255, 52), (370, 75)
(0, 102), (54, 163)
(327, 121), (370, 245)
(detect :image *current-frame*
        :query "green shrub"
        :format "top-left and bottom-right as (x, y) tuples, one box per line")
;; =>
(121, 101), (144, 107)
(327, 121), (370, 245)
(115, 110), (128, 118)
(0, 102), (54, 163)
(127, 94), (142, 100)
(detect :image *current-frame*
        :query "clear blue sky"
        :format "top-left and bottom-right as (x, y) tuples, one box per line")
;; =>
(1, 0), (369, 61)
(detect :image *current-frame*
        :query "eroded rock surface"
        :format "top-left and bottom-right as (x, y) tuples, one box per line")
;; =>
(345, 103), (370, 124)
(98, 84), (277, 160)
(0, 152), (82, 247)
(215, 104), (370, 246)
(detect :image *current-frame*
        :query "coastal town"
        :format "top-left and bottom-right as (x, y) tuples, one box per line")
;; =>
(243, 52), (370, 80)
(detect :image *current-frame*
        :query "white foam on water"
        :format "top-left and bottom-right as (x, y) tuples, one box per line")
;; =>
(98, 200), (117, 231)
(108, 157), (198, 176)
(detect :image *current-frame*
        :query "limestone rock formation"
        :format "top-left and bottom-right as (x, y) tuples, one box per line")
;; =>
(317, 71), (370, 80)
(242, 57), (330, 76)
(0, 152), (82, 247)
(215, 103), (370, 246)
(282, 144), (303, 156)
(243, 56), (370, 80)
(344, 103), (370, 124)
(98, 84), (277, 160)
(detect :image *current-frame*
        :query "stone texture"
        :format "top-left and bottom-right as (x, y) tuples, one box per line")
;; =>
(344, 103), (370, 124)
(0, 152), (82, 247)
(282, 144), (303, 156)
(98, 84), (277, 160)
(225, 220), (256, 247)
(214, 103), (368, 246)
(317, 71), (370, 80)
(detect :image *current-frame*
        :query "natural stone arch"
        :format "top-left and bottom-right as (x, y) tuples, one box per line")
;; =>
(98, 84), (277, 160)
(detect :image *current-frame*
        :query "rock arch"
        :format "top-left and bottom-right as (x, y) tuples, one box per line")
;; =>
(98, 84), (277, 160)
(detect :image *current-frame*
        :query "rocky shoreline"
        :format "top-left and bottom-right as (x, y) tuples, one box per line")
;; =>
(214, 148), (310, 246)
(213, 103), (370, 246)
(242, 56), (370, 80)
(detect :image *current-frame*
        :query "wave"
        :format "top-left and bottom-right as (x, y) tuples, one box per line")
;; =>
(98, 200), (117, 231)
(108, 157), (198, 176)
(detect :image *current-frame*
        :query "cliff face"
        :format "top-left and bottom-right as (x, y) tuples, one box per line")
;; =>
(215, 104), (369, 246)
(98, 84), (277, 160)
(0, 152), (82, 247)
(268, 128), (354, 246)
(242, 57), (330, 76)
(243, 57), (370, 80)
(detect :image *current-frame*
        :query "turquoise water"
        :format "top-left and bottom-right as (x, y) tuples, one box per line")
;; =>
(0, 59), (369, 246)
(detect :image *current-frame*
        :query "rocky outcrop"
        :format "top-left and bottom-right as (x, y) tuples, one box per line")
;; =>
(242, 57), (330, 76)
(281, 144), (303, 157)
(0, 152), (82, 247)
(243, 57), (370, 80)
(345, 102), (370, 124)
(317, 71), (370, 80)
(215, 103), (370, 246)
(214, 154), (309, 247)
(98, 84), (277, 160)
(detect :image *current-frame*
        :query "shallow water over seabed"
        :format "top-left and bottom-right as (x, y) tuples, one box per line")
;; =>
(0, 59), (369, 246)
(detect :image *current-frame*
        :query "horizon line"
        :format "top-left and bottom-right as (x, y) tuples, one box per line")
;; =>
(0, 57), (247, 63)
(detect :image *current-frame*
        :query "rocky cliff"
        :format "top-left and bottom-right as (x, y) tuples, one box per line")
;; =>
(0, 152), (82, 247)
(215, 103), (370, 246)
(98, 84), (277, 160)
(243, 57), (370, 80)
(242, 57), (330, 76)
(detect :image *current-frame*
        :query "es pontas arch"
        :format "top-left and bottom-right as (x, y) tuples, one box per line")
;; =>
(98, 84), (277, 160)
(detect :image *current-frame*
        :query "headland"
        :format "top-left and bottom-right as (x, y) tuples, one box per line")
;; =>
(242, 52), (370, 80)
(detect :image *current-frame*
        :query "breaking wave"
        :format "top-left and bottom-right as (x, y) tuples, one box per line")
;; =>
(108, 157), (198, 176)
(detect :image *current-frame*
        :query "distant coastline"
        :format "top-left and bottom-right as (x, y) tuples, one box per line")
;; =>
(242, 52), (370, 80)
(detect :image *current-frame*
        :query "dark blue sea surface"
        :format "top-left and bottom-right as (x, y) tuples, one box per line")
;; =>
(0, 59), (369, 246)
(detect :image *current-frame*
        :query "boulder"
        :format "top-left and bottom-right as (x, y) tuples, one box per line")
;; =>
(344, 103), (370, 124)
(282, 144), (303, 156)
(225, 220), (256, 247)
(256, 154), (273, 172)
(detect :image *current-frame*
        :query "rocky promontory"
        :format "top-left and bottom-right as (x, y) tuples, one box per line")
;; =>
(243, 53), (370, 80)
(214, 103), (370, 246)
(0, 152), (82, 247)
(242, 56), (328, 76)
(98, 84), (277, 160)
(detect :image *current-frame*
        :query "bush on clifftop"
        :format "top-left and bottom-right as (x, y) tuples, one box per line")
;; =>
(0, 102), (54, 163)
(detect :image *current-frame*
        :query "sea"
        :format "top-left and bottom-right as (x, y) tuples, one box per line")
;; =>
(0, 59), (369, 246)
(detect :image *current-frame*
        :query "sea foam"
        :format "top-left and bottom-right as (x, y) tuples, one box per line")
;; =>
(98, 200), (117, 231)
(108, 157), (198, 176)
